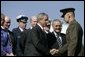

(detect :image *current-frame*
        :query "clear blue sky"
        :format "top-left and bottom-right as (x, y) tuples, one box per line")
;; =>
(1, 1), (84, 30)
(1, 1), (84, 45)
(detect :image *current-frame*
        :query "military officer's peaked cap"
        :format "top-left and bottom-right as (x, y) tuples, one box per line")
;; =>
(60, 8), (75, 17)
(16, 15), (28, 23)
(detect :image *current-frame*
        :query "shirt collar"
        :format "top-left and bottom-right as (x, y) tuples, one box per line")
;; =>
(1, 26), (5, 29)
(37, 23), (44, 30)
(53, 31), (58, 36)
(19, 27), (24, 32)
(30, 26), (33, 29)
(53, 31), (62, 40)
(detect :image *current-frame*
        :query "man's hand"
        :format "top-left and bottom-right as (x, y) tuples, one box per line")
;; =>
(6, 53), (14, 56)
(50, 48), (60, 56)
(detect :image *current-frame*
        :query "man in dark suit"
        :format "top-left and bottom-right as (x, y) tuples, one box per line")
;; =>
(24, 13), (50, 56)
(44, 20), (51, 34)
(48, 19), (67, 56)
(12, 15), (28, 56)
(29, 16), (38, 29)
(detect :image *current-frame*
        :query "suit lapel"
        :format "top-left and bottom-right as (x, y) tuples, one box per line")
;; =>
(52, 32), (60, 48)
(36, 25), (48, 47)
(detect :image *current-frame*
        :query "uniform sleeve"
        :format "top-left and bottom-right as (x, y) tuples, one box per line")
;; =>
(68, 24), (79, 56)
(59, 43), (67, 54)
(58, 34), (67, 54)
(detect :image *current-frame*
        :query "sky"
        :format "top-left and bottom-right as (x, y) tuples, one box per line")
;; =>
(1, 1), (84, 45)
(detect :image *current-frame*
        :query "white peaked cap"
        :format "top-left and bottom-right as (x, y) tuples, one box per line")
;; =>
(16, 15), (26, 19)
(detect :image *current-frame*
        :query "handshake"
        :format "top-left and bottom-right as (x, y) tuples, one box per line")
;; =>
(49, 48), (60, 56)
(6, 53), (14, 56)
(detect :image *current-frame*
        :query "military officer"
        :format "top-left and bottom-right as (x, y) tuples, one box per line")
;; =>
(12, 15), (28, 56)
(50, 8), (84, 56)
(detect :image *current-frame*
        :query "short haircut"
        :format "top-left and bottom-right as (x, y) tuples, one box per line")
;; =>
(1, 13), (5, 20)
(30, 16), (37, 22)
(4, 16), (11, 21)
(37, 13), (48, 22)
(52, 19), (62, 26)
(72, 12), (75, 17)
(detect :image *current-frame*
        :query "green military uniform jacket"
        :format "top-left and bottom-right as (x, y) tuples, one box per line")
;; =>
(59, 20), (83, 56)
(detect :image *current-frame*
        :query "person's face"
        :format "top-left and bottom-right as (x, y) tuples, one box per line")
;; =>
(44, 21), (51, 30)
(53, 21), (62, 33)
(1, 18), (4, 26)
(19, 21), (27, 29)
(31, 18), (37, 27)
(1, 14), (5, 26)
(40, 16), (48, 27)
(64, 12), (73, 23)
(3, 19), (11, 29)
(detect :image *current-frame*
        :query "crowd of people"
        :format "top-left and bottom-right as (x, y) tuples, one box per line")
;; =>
(1, 8), (84, 56)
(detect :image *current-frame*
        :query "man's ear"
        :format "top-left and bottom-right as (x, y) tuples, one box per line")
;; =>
(68, 15), (71, 19)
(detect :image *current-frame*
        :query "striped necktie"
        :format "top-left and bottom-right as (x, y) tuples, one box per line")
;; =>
(56, 35), (62, 48)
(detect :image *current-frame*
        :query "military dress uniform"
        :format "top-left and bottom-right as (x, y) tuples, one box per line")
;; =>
(66, 20), (83, 56)
(12, 15), (28, 56)
(59, 8), (83, 56)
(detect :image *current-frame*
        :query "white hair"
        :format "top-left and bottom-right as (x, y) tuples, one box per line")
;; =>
(4, 16), (11, 21)
(30, 16), (37, 22)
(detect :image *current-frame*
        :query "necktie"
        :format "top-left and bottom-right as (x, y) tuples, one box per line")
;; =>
(56, 35), (62, 48)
